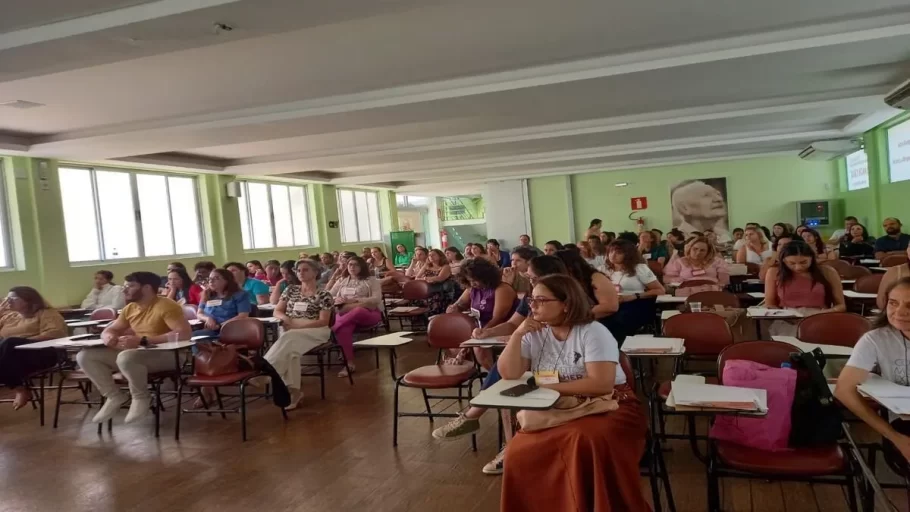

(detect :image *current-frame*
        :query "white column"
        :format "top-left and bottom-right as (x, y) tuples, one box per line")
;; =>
(483, 180), (531, 248)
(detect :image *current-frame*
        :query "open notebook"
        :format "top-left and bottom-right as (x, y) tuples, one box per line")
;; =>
(858, 374), (910, 416)
(622, 336), (685, 354)
(670, 379), (768, 412)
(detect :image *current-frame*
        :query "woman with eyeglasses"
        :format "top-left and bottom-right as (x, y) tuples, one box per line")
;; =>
(0, 287), (67, 410)
(259, 259), (335, 410)
(497, 274), (648, 511)
(195, 269), (252, 338)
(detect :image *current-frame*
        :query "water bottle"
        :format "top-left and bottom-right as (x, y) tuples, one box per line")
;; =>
(780, 362), (792, 369)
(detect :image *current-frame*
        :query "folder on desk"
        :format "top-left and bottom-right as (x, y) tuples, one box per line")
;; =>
(858, 375), (910, 415)
(622, 336), (684, 354)
(671, 381), (767, 412)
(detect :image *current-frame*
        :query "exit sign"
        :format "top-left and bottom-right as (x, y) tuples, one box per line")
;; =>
(631, 196), (648, 210)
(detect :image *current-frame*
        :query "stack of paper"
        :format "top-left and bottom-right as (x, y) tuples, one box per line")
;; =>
(389, 306), (421, 313)
(858, 375), (910, 415)
(622, 336), (685, 354)
(670, 381), (767, 412)
(747, 307), (804, 318)
(844, 290), (876, 299)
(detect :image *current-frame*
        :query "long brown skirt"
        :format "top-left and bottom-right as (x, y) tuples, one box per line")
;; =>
(500, 390), (649, 512)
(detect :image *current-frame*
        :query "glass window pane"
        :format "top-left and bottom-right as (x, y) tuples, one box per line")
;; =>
(270, 184), (293, 247)
(354, 191), (371, 242)
(168, 176), (202, 254)
(136, 174), (174, 257)
(366, 192), (381, 241)
(338, 190), (358, 243)
(238, 187), (252, 250)
(289, 186), (311, 246)
(95, 171), (139, 259)
(59, 167), (101, 262)
(247, 182), (274, 249)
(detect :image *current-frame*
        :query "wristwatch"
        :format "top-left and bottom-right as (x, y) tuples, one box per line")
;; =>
(139, 336), (149, 347)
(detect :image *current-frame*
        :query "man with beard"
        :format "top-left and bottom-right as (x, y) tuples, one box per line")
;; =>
(875, 217), (910, 260)
(671, 180), (732, 243)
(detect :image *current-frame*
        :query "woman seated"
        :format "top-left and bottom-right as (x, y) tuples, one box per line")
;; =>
(226, 262), (270, 305)
(445, 247), (465, 276)
(764, 240), (845, 336)
(759, 235), (793, 282)
(262, 259), (334, 410)
(0, 287), (67, 409)
(326, 252), (356, 291)
(578, 241), (595, 265)
(770, 222), (791, 245)
(486, 239), (511, 268)
(663, 236), (730, 286)
(801, 228), (834, 261)
(330, 256), (383, 377)
(369, 247), (393, 276)
(599, 231), (615, 247)
(586, 236), (607, 271)
(165, 267), (202, 306)
(556, 249), (621, 335)
(318, 253), (337, 286)
(735, 226), (773, 265)
(404, 247), (429, 278)
(877, 245), (910, 309)
(263, 260), (283, 287)
(836, 277), (910, 472)
(604, 240), (665, 340)
(543, 240), (564, 256)
(270, 260), (300, 305)
(360, 247), (373, 265)
(80, 270), (125, 311)
(498, 275), (649, 511)
(502, 247), (535, 297)
(638, 230), (668, 265)
(415, 248), (455, 314)
(195, 269), (252, 338)
(446, 258), (518, 370)
(245, 260), (268, 281)
(839, 224), (875, 260)
(393, 244), (412, 267)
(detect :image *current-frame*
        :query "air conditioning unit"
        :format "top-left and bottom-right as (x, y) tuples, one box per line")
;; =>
(885, 78), (910, 110)
(798, 139), (861, 161)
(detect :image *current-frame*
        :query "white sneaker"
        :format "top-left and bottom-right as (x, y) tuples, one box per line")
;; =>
(124, 397), (150, 424)
(482, 448), (506, 475)
(92, 392), (128, 424)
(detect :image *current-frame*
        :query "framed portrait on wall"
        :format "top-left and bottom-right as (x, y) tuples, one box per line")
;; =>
(670, 178), (731, 243)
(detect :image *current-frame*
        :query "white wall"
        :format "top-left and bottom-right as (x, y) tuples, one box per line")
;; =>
(483, 179), (531, 248)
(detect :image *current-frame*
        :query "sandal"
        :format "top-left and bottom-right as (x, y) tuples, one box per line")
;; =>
(337, 364), (355, 378)
(12, 391), (29, 411)
(284, 390), (304, 410)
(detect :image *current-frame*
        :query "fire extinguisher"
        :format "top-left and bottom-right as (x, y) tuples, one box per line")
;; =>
(628, 212), (646, 231)
(440, 229), (448, 248)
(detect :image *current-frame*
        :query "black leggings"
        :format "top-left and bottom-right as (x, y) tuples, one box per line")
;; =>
(0, 337), (58, 388)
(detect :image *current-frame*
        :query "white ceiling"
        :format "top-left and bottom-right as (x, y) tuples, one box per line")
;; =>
(1, 0), (909, 192)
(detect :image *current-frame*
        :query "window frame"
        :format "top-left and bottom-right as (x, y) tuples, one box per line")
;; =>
(237, 180), (315, 251)
(337, 188), (383, 243)
(0, 160), (14, 269)
(58, 165), (206, 264)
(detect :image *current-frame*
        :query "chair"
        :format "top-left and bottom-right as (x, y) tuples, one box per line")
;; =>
(89, 308), (117, 321)
(621, 352), (676, 512)
(797, 312), (871, 348)
(181, 305), (197, 320)
(881, 255), (909, 268)
(301, 310), (355, 399)
(854, 273), (883, 294)
(393, 313), (481, 448)
(647, 260), (664, 281)
(176, 318), (280, 441)
(821, 259), (853, 276)
(838, 265), (871, 280)
(707, 341), (858, 512)
(684, 291), (740, 310)
(744, 263), (761, 276)
(387, 280), (431, 331)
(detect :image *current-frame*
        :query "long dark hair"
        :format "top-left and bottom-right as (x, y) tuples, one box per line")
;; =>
(874, 277), (910, 329)
(777, 240), (833, 306)
(555, 250), (599, 299)
(801, 228), (825, 254)
(282, 260), (301, 285)
(346, 256), (372, 279)
(444, 246), (464, 261)
(210, 268), (240, 296)
(168, 267), (193, 298)
(607, 239), (640, 276)
(528, 255), (568, 277)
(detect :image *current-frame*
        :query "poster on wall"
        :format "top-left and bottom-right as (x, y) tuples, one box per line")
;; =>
(670, 178), (731, 243)
(846, 149), (869, 191)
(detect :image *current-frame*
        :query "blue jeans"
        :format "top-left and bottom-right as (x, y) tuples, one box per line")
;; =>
(481, 362), (501, 390)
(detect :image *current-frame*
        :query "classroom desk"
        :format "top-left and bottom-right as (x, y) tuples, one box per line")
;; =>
(622, 336), (686, 391)
(771, 335), (852, 357)
(58, 308), (90, 320)
(747, 308), (803, 338)
(470, 371), (560, 411)
(16, 336), (196, 352)
(353, 332), (414, 379)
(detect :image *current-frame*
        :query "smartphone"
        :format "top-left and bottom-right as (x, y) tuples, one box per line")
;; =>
(500, 384), (536, 397)
(70, 334), (101, 341)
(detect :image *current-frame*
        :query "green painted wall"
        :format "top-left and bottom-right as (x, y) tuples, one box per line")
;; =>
(535, 155), (839, 242)
(0, 157), (396, 308)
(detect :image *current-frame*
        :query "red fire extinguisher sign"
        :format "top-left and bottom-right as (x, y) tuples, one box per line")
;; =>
(631, 197), (648, 210)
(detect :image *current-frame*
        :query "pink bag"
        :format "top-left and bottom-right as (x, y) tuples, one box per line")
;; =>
(709, 360), (797, 452)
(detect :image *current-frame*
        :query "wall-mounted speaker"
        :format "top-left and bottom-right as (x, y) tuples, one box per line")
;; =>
(225, 181), (242, 198)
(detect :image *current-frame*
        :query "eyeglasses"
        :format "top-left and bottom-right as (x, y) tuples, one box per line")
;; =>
(527, 297), (560, 306)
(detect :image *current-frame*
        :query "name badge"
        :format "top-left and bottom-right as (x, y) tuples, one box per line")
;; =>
(341, 287), (357, 298)
(206, 299), (222, 307)
(469, 308), (481, 319)
(691, 269), (706, 276)
(292, 302), (307, 313)
(533, 370), (559, 385)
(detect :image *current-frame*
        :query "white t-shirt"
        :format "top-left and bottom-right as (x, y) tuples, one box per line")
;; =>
(846, 327), (910, 385)
(733, 239), (745, 251)
(521, 321), (626, 385)
(829, 229), (846, 242)
(606, 264), (658, 294)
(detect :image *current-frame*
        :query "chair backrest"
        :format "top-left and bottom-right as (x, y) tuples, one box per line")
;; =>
(647, 260), (663, 280)
(182, 304), (198, 320)
(854, 273), (884, 294)
(663, 312), (734, 356)
(796, 312), (871, 348)
(427, 313), (476, 350)
(677, 279), (718, 289)
(619, 352), (635, 393)
(838, 265), (871, 280)
(745, 262), (761, 276)
(717, 340), (799, 384)
(685, 291), (740, 309)
(89, 307), (117, 321)
(401, 279), (432, 300)
(881, 255), (909, 268)
(219, 317), (264, 350)
(820, 259), (851, 275)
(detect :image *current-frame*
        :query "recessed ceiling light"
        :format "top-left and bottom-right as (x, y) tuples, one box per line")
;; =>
(0, 100), (44, 109)
(614, 182), (629, 187)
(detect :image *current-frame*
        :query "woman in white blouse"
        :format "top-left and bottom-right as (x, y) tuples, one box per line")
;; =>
(603, 240), (665, 342)
(735, 226), (773, 265)
(330, 256), (383, 377)
(80, 270), (125, 310)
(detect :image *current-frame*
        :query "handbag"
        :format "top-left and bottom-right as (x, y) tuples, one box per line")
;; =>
(516, 392), (620, 432)
(789, 348), (843, 447)
(194, 343), (240, 377)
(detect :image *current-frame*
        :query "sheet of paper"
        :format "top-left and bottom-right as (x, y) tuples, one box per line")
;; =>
(661, 310), (680, 320)
(389, 306), (420, 313)
(747, 307), (803, 318)
(622, 336), (684, 354)
(671, 382), (767, 412)
(656, 295), (686, 303)
(747, 292), (765, 298)
(844, 290), (876, 299)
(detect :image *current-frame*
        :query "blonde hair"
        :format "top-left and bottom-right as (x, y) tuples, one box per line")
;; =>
(684, 236), (717, 263)
(743, 226), (769, 245)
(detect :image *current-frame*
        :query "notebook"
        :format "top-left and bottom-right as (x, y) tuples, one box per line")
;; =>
(622, 336), (685, 354)
(670, 381), (768, 412)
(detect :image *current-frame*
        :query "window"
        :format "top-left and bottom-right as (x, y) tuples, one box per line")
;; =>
(0, 161), (13, 268)
(58, 167), (204, 262)
(236, 182), (312, 250)
(337, 189), (382, 243)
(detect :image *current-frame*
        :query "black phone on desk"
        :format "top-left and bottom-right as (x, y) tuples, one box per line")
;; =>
(500, 384), (536, 397)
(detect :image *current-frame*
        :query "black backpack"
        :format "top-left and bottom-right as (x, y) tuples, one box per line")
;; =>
(788, 348), (843, 447)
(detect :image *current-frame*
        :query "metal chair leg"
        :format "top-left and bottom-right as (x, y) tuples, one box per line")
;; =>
(421, 389), (433, 423)
(175, 377), (183, 440)
(240, 381), (248, 442)
(214, 388), (227, 419)
(53, 372), (65, 428)
(317, 351), (326, 400)
(393, 379), (401, 447)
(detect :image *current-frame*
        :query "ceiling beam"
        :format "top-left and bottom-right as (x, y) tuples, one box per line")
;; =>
(0, 134), (30, 152)
(27, 11), (910, 159)
(0, 0), (243, 51)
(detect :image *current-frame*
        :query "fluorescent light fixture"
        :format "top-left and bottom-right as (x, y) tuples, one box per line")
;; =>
(614, 182), (629, 187)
